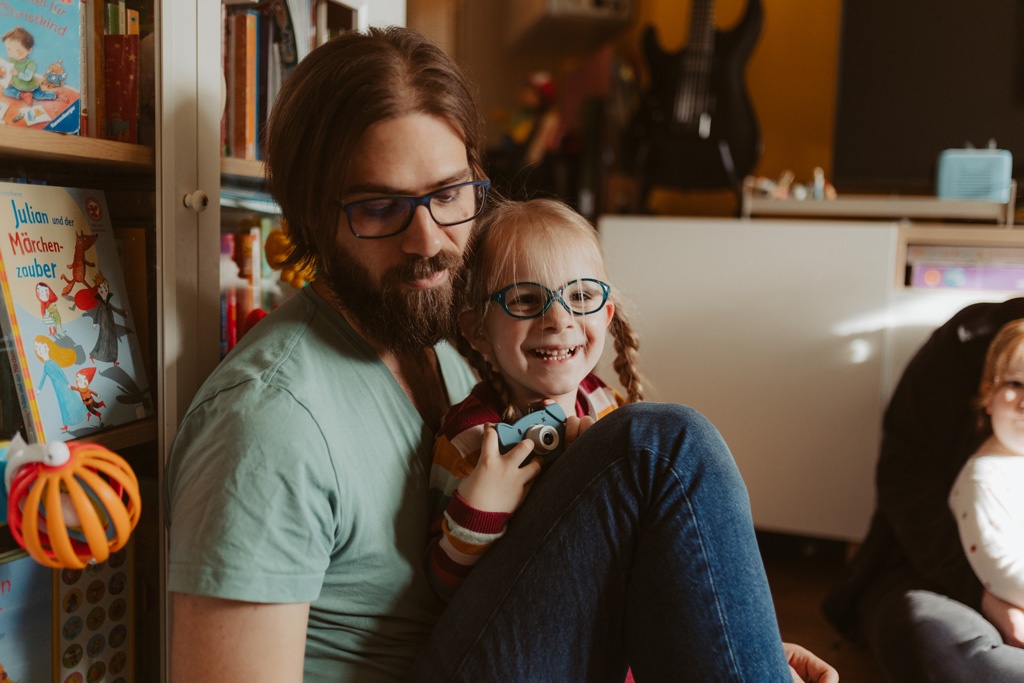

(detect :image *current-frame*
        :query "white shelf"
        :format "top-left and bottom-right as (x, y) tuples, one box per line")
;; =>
(741, 177), (1017, 226)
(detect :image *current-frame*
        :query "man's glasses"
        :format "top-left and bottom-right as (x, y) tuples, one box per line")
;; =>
(489, 279), (611, 319)
(340, 180), (490, 239)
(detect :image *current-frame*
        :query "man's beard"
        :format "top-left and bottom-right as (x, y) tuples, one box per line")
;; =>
(321, 245), (466, 354)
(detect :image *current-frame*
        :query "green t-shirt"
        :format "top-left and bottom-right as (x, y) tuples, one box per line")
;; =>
(166, 287), (476, 682)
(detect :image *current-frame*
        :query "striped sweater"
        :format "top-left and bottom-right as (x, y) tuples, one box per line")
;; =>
(425, 374), (622, 600)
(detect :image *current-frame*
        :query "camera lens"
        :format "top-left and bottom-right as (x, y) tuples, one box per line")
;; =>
(526, 425), (559, 453)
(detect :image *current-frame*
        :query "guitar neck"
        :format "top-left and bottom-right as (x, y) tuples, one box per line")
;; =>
(676, 0), (715, 125)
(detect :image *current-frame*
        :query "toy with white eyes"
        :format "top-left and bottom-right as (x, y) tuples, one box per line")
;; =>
(1, 434), (141, 569)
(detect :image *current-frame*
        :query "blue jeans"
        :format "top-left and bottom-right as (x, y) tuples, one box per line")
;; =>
(408, 403), (791, 682)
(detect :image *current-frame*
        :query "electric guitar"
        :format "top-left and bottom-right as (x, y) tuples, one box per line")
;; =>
(623, 0), (763, 201)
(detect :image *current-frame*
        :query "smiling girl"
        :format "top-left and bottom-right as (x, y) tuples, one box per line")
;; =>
(426, 198), (644, 599)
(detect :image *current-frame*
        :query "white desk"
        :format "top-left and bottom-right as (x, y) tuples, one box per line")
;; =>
(598, 216), (1021, 541)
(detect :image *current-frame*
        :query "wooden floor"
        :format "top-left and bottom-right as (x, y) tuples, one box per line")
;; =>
(758, 532), (883, 683)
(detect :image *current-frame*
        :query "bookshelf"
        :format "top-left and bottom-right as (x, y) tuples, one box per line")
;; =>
(220, 156), (264, 178)
(216, 1), (404, 358)
(0, 1), (221, 681)
(0, 126), (154, 171)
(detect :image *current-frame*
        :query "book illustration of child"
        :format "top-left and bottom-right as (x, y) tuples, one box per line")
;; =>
(35, 281), (60, 336)
(33, 335), (88, 432)
(73, 366), (105, 425)
(950, 318), (1024, 611)
(426, 198), (644, 601)
(1, 27), (71, 115)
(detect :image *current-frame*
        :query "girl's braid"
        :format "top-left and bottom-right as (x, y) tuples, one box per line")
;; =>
(609, 310), (644, 404)
(455, 326), (521, 422)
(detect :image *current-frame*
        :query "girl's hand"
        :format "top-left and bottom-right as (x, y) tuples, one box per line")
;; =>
(563, 415), (595, 447)
(457, 424), (542, 514)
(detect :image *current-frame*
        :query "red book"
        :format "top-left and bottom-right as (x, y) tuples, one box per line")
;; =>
(221, 233), (238, 356)
(102, 33), (139, 143)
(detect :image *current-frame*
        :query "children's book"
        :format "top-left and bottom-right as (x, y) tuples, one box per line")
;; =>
(0, 549), (54, 682)
(0, 181), (152, 443)
(55, 545), (134, 682)
(0, 546), (135, 683)
(0, 0), (82, 134)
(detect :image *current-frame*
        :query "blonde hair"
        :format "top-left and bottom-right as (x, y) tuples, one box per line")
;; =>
(975, 319), (1024, 435)
(460, 198), (643, 421)
(34, 335), (76, 368)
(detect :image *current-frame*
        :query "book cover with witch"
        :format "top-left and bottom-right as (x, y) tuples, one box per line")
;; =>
(0, 181), (152, 443)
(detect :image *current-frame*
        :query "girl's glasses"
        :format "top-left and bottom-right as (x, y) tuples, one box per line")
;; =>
(340, 180), (490, 239)
(489, 279), (611, 319)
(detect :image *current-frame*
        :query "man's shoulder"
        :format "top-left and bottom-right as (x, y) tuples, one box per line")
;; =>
(189, 291), (376, 409)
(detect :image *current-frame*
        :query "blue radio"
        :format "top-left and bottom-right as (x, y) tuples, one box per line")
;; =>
(936, 147), (1013, 202)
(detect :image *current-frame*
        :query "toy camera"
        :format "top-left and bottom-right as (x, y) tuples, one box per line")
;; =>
(1, 434), (141, 569)
(496, 403), (567, 467)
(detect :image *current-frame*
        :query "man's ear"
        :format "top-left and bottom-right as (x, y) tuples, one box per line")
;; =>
(459, 310), (492, 355)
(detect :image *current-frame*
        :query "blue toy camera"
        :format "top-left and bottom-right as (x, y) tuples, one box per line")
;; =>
(495, 403), (567, 467)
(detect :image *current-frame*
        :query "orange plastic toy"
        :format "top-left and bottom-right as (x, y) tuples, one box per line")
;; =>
(3, 435), (141, 569)
(265, 218), (316, 288)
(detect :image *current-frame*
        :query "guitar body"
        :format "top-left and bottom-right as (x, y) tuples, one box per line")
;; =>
(624, 0), (763, 198)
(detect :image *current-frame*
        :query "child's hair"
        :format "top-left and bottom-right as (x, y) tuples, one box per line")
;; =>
(459, 197), (643, 421)
(33, 335), (76, 368)
(2, 28), (33, 50)
(975, 318), (1024, 435)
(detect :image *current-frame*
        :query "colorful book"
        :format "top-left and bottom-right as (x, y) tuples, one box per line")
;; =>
(0, 0), (83, 134)
(0, 181), (153, 443)
(0, 550), (54, 681)
(55, 545), (134, 682)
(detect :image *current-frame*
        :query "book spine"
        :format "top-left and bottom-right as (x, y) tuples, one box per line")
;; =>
(0, 275), (42, 443)
(247, 225), (262, 320)
(225, 11), (238, 158)
(244, 12), (258, 161)
(106, 1), (120, 34)
(220, 2), (228, 157)
(79, 0), (89, 136)
(233, 226), (258, 337)
(102, 34), (140, 143)
(256, 8), (271, 159)
(228, 11), (258, 161)
(85, 0), (106, 139)
(220, 233), (237, 356)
